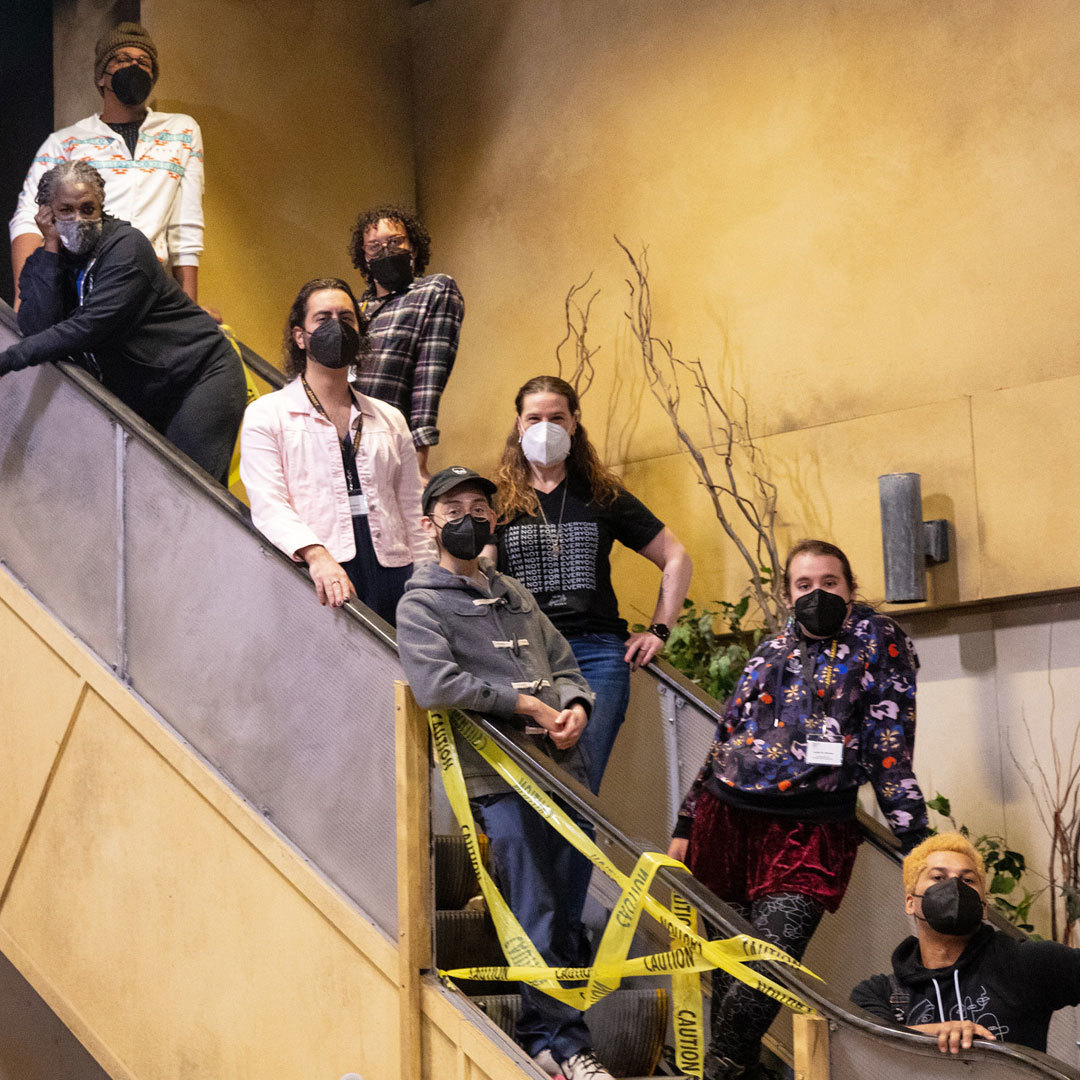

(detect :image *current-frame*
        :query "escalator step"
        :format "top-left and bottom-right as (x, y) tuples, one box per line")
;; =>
(435, 908), (508, 996)
(471, 987), (669, 1078)
(434, 833), (486, 910)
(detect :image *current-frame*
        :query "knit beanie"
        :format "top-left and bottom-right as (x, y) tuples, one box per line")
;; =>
(94, 22), (159, 86)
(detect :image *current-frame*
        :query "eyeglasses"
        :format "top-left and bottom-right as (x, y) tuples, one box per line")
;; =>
(432, 508), (490, 524)
(110, 52), (154, 71)
(363, 235), (410, 259)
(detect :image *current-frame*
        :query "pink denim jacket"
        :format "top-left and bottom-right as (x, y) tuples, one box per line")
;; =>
(239, 377), (437, 567)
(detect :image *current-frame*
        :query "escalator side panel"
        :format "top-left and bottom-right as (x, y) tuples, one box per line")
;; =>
(0, 364), (120, 668)
(122, 436), (404, 938)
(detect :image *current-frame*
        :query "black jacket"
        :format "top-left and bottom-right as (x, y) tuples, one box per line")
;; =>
(5, 217), (232, 422)
(850, 923), (1080, 1053)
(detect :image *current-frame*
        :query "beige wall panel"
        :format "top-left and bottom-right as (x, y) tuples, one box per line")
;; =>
(142, 0), (416, 362)
(982, 605), (1080, 936)
(971, 374), (1080, 597)
(0, 601), (83, 889)
(1, 687), (396, 1080)
(611, 397), (979, 625)
(901, 600), (1080, 937)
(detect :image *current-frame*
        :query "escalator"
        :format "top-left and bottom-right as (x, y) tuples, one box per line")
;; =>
(1, 299), (1077, 1079)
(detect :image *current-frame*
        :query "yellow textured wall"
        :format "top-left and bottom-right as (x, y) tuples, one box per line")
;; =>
(409, 0), (1080, 621)
(141, 0), (416, 363)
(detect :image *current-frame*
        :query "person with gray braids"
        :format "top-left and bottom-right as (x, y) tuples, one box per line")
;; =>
(0, 162), (245, 484)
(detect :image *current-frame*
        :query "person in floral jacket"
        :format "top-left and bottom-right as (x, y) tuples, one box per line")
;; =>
(668, 538), (929, 1080)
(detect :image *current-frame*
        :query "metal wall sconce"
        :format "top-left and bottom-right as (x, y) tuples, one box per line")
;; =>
(878, 472), (950, 603)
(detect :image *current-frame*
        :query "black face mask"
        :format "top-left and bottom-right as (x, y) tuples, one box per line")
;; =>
(306, 319), (359, 369)
(369, 251), (413, 293)
(793, 588), (848, 638)
(915, 877), (984, 937)
(440, 515), (492, 561)
(110, 64), (153, 107)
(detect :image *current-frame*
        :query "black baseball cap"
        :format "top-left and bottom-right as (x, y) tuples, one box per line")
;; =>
(421, 466), (497, 515)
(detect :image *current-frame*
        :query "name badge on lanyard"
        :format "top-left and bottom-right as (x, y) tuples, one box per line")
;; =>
(805, 738), (843, 766)
(349, 491), (369, 516)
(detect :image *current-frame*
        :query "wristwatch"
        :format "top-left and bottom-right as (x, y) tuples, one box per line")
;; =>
(647, 622), (670, 643)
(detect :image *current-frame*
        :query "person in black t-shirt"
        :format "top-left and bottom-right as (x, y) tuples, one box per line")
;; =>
(494, 375), (692, 794)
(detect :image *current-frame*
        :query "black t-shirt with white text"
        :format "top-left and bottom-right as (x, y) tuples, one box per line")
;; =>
(496, 479), (664, 639)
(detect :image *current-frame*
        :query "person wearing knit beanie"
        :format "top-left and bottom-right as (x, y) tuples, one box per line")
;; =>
(10, 18), (207, 305)
(93, 22), (159, 87)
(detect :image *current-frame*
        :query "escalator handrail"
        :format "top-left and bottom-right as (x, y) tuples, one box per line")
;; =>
(1, 300), (1071, 1077)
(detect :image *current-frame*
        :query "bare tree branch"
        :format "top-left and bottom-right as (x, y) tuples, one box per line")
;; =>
(616, 236), (782, 633)
(555, 274), (601, 400)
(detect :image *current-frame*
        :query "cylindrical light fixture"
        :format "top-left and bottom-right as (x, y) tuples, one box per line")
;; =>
(878, 472), (927, 603)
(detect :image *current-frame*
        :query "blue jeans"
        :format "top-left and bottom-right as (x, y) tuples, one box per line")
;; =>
(569, 633), (632, 794)
(471, 792), (595, 1062)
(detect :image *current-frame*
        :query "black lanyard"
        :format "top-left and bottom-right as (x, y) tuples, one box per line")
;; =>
(301, 376), (363, 491)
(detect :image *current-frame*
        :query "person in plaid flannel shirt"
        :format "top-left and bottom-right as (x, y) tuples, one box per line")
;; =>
(348, 205), (464, 481)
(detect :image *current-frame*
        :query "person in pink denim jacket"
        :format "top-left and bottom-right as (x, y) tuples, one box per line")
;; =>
(240, 278), (436, 623)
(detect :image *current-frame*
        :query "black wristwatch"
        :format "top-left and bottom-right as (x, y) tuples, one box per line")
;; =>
(647, 622), (670, 643)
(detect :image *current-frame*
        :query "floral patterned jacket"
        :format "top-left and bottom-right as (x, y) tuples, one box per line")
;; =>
(675, 604), (928, 845)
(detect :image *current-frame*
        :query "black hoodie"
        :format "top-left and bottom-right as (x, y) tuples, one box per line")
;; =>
(851, 923), (1080, 1052)
(6, 217), (233, 423)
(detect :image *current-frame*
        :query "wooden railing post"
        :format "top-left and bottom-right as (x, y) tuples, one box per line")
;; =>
(793, 1014), (830, 1080)
(395, 681), (433, 1078)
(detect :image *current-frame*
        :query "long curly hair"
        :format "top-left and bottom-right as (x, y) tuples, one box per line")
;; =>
(282, 278), (368, 380)
(495, 375), (623, 519)
(347, 204), (432, 286)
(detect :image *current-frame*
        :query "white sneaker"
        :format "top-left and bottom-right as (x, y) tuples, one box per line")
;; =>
(558, 1048), (614, 1080)
(531, 1048), (561, 1076)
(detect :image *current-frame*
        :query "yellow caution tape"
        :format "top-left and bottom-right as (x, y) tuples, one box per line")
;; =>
(671, 892), (705, 1079)
(220, 324), (265, 494)
(429, 707), (820, 1049)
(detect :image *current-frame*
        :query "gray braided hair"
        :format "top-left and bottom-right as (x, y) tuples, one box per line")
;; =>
(36, 161), (106, 207)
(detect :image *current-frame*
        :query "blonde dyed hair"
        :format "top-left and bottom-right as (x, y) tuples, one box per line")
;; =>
(903, 832), (985, 896)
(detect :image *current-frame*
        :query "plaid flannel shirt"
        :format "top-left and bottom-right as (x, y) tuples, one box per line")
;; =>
(355, 273), (464, 449)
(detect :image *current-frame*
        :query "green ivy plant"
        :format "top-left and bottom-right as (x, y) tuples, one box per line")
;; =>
(640, 595), (766, 704)
(927, 793), (1038, 934)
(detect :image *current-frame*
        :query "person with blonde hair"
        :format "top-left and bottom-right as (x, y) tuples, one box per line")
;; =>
(494, 374), (692, 793)
(852, 831), (1080, 1056)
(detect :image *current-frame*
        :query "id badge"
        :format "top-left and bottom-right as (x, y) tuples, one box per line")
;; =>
(349, 491), (369, 516)
(805, 738), (843, 766)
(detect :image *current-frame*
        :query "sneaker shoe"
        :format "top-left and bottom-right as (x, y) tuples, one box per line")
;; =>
(558, 1048), (614, 1080)
(532, 1048), (560, 1076)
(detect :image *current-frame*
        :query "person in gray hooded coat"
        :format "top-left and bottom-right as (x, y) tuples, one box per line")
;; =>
(396, 465), (615, 1080)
